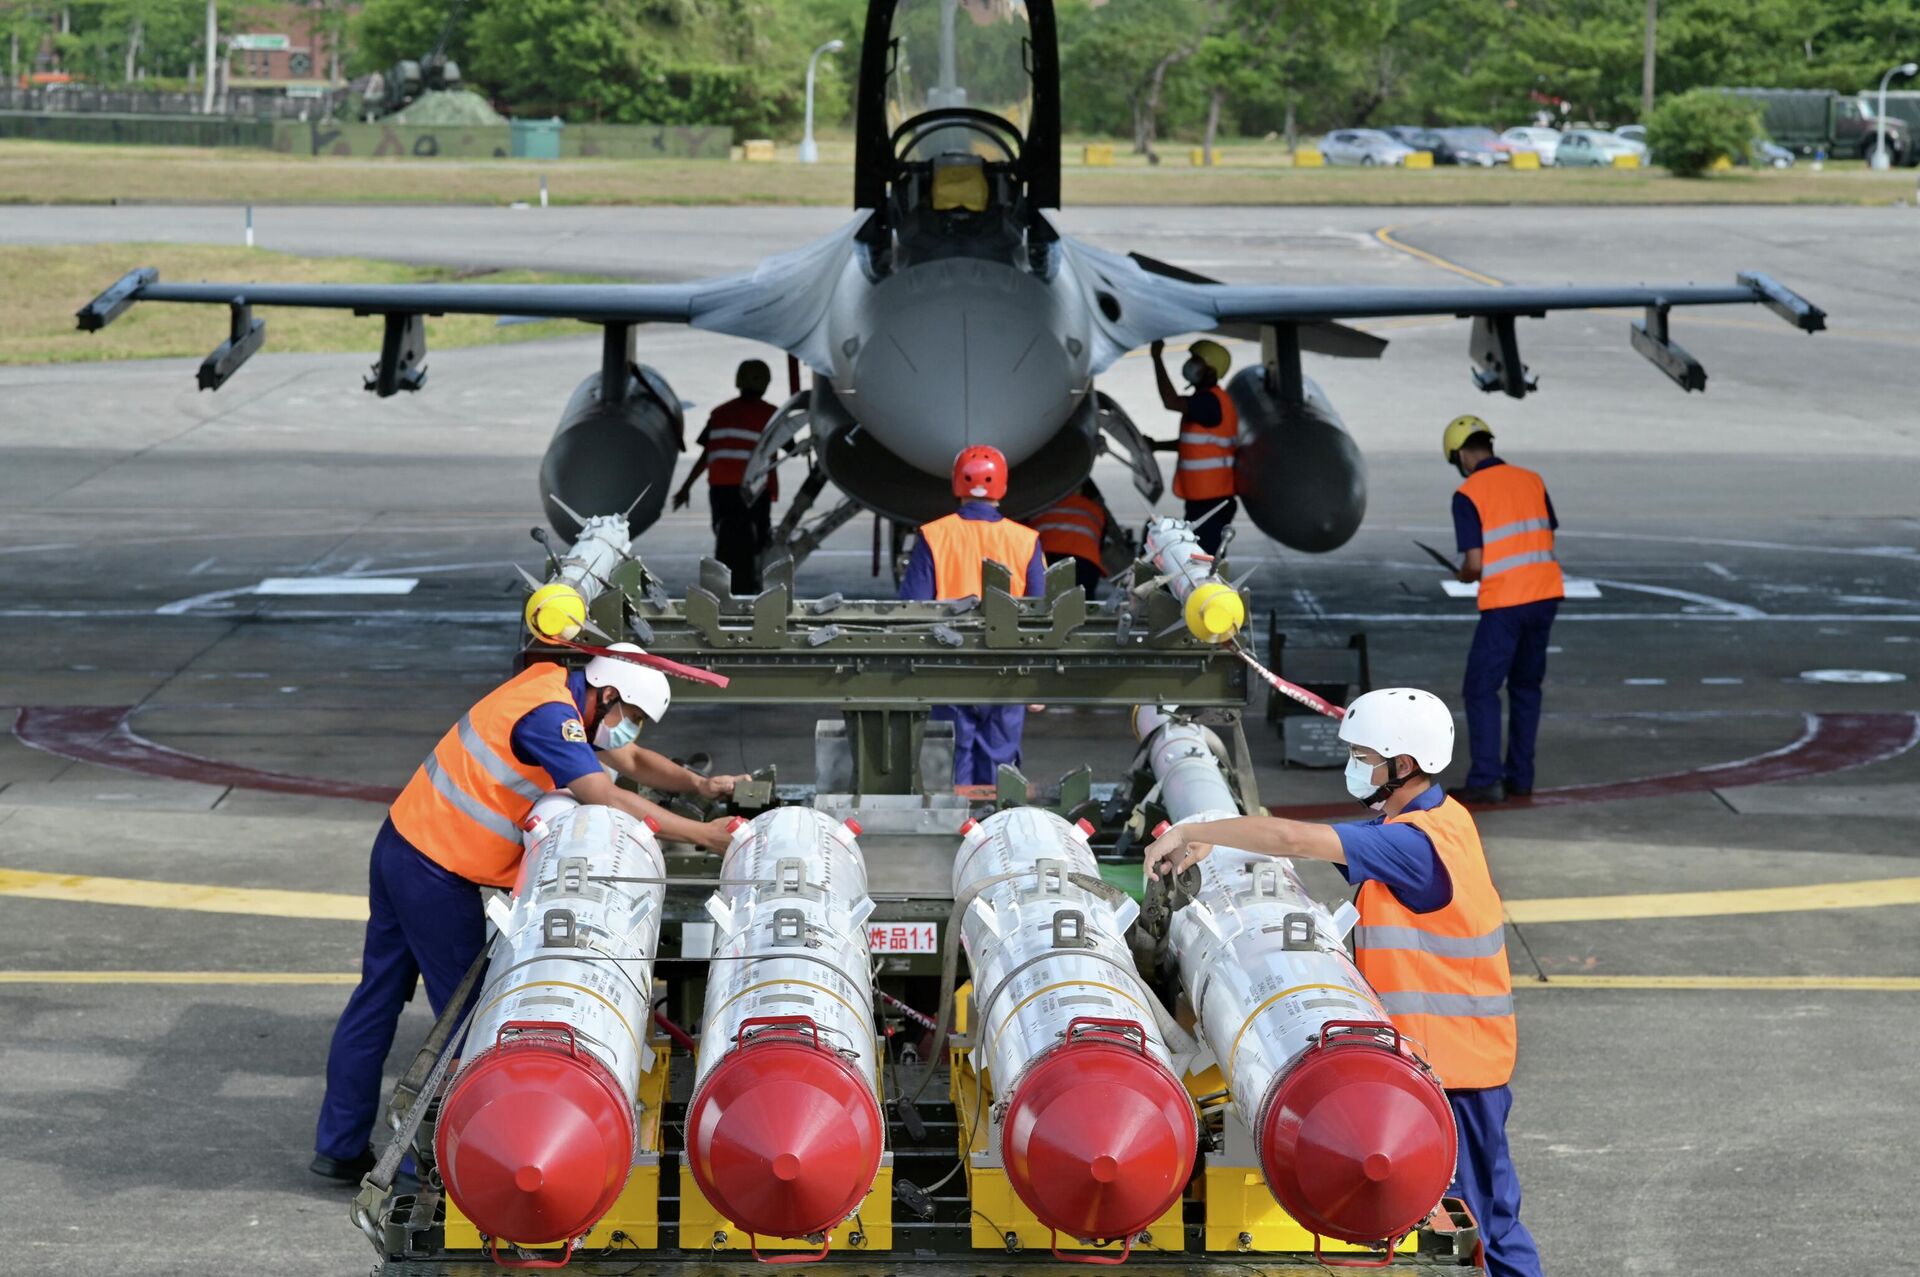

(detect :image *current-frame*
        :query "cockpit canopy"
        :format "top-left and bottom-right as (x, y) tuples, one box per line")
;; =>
(886, 0), (1035, 158)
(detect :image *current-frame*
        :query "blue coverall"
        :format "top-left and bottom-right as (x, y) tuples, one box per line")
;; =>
(1454, 457), (1560, 793)
(899, 500), (1047, 787)
(313, 673), (606, 1164)
(1335, 787), (1544, 1277)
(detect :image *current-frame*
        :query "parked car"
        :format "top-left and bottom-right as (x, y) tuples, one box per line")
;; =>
(1443, 126), (1519, 159)
(1501, 126), (1562, 164)
(1554, 129), (1644, 166)
(1411, 128), (1505, 166)
(1381, 125), (1427, 147)
(1745, 137), (1795, 168)
(1318, 129), (1414, 166)
(1611, 124), (1649, 159)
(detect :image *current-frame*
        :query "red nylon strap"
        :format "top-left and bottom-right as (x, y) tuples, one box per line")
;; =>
(542, 636), (730, 689)
(1234, 645), (1345, 720)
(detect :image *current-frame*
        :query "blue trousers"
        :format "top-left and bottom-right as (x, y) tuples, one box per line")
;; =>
(313, 819), (486, 1161)
(932, 704), (1026, 787)
(1448, 1086), (1543, 1277)
(1463, 598), (1558, 791)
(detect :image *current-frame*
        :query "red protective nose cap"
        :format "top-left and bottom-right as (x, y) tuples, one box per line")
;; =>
(435, 1036), (635, 1245)
(1001, 1038), (1198, 1241)
(686, 1037), (883, 1239)
(1259, 1032), (1456, 1244)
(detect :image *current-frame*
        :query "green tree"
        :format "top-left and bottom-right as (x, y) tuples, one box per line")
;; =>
(1645, 84), (1764, 173)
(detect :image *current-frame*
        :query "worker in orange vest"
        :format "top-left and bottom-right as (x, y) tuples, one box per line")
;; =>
(899, 446), (1047, 786)
(673, 359), (779, 594)
(1145, 688), (1541, 1277)
(311, 644), (744, 1184)
(1149, 337), (1240, 556)
(1444, 416), (1562, 805)
(1032, 478), (1110, 596)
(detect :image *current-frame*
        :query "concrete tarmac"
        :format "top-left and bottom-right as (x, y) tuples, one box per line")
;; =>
(1, 204), (1915, 1276)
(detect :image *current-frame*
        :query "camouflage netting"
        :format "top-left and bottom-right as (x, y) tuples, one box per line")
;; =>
(389, 90), (507, 126)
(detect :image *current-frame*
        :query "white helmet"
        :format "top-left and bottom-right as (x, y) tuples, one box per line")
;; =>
(1338, 688), (1454, 775)
(583, 642), (672, 724)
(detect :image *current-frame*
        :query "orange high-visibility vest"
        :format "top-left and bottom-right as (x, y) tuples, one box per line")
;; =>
(920, 512), (1040, 600)
(1172, 386), (1240, 501)
(1034, 493), (1105, 564)
(1458, 463), (1561, 611)
(703, 397), (778, 499)
(390, 663), (579, 888)
(1355, 796), (1516, 1090)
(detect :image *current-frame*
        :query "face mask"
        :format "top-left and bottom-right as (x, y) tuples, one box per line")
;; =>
(1182, 358), (1206, 385)
(1345, 755), (1383, 803)
(594, 706), (640, 751)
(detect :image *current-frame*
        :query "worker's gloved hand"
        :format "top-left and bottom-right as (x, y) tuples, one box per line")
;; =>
(671, 489), (691, 512)
(695, 817), (736, 853)
(694, 773), (750, 801)
(1149, 338), (1165, 359)
(1143, 822), (1214, 880)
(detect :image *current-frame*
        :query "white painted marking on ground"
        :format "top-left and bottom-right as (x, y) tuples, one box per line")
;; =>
(1800, 669), (1907, 685)
(1623, 678), (1668, 686)
(1701, 677), (1744, 685)
(1702, 561), (1736, 580)
(1585, 577), (1765, 620)
(254, 577), (418, 596)
(0, 542), (78, 556)
(186, 556), (218, 576)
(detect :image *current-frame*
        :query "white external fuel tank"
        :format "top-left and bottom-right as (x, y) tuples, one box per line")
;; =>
(684, 808), (885, 1247)
(1134, 705), (1456, 1246)
(953, 807), (1198, 1247)
(434, 793), (667, 1251)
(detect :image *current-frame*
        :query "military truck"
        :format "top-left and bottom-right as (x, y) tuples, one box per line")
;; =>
(1720, 87), (1913, 164)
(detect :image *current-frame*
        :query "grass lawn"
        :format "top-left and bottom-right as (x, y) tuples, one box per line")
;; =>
(2, 138), (1915, 206)
(4, 243), (609, 365)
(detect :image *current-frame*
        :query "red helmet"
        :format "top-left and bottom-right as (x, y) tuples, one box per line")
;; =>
(952, 445), (1009, 501)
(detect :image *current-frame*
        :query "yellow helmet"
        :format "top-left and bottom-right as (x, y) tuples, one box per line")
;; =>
(524, 582), (588, 642)
(1442, 414), (1492, 462)
(1188, 339), (1231, 381)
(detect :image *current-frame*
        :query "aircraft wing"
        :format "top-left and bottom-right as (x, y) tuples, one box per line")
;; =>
(75, 218), (865, 394)
(1067, 236), (1826, 396)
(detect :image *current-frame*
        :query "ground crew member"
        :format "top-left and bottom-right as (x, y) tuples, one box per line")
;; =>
(1444, 416), (1562, 804)
(672, 359), (779, 594)
(1144, 688), (1542, 1277)
(899, 445), (1046, 786)
(1032, 478), (1110, 596)
(1149, 337), (1239, 556)
(310, 644), (745, 1183)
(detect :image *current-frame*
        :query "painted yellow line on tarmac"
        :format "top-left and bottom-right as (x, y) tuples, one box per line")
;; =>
(0, 970), (359, 985)
(1374, 225), (1505, 286)
(1505, 877), (1920, 925)
(5, 865), (1920, 927)
(1522, 975), (1920, 991)
(0, 867), (367, 921)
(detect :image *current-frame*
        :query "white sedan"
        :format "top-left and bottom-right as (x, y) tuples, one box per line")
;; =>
(1501, 126), (1562, 165)
(1318, 129), (1415, 167)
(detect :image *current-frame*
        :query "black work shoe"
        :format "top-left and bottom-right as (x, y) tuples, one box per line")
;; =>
(310, 1149), (376, 1182)
(1455, 783), (1506, 805)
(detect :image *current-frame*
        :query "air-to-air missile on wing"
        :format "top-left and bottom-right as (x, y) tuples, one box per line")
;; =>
(71, 3), (1833, 1273)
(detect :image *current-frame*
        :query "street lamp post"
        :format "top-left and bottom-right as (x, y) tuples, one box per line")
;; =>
(799, 39), (845, 165)
(1872, 60), (1918, 171)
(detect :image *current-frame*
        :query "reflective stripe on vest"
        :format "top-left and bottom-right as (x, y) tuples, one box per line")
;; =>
(389, 663), (577, 888)
(1173, 386), (1239, 500)
(1458, 463), (1562, 611)
(1034, 494), (1104, 563)
(703, 398), (777, 494)
(1355, 795), (1516, 1089)
(920, 512), (1040, 600)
